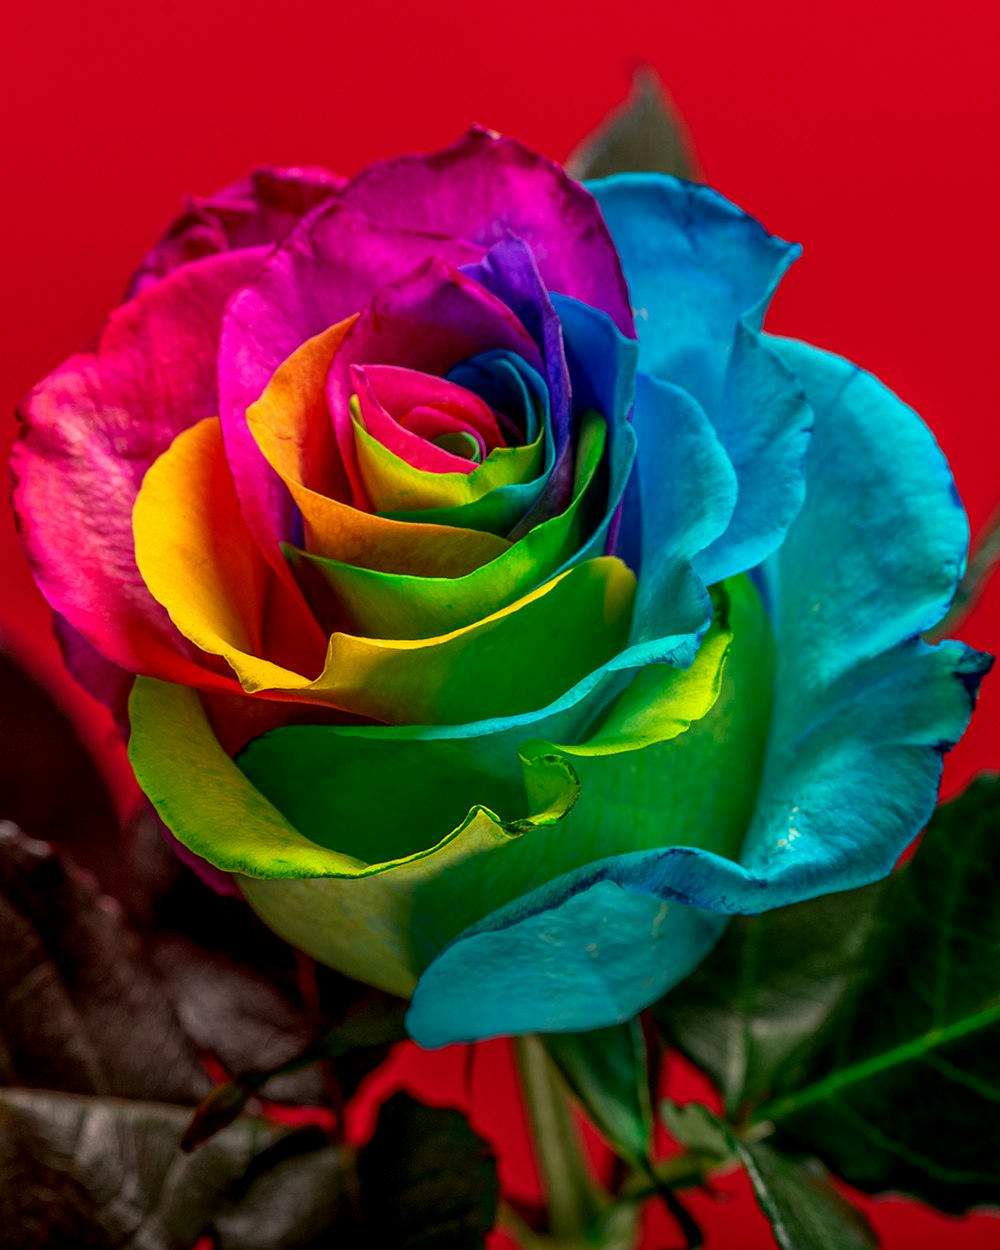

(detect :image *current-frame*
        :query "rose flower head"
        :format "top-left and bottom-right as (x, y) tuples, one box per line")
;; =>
(12, 130), (990, 1046)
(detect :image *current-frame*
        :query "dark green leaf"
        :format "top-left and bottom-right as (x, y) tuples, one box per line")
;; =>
(543, 1019), (652, 1166)
(566, 67), (698, 182)
(660, 1100), (733, 1169)
(754, 775), (1000, 1211)
(654, 883), (882, 1114)
(732, 1136), (877, 1250)
(357, 1092), (499, 1249)
(0, 1088), (355, 1250)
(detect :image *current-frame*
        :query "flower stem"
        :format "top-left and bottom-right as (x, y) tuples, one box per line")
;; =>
(514, 1034), (603, 1245)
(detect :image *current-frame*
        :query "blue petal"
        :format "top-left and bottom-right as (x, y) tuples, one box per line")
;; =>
(624, 371), (735, 655)
(694, 325), (812, 584)
(461, 236), (571, 433)
(406, 342), (991, 1045)
(590, 175), (811, 580)
(408, 883), (728, 1043)
(587, 175), (798, 406)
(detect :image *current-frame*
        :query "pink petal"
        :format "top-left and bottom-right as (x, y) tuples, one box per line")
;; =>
(12, 250), (267, 689)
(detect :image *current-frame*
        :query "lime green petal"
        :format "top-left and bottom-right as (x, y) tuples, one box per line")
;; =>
(283, 555), (636, 724)
(287, 412), (608, 639)
(550, 587), (733, 757)
(408, 576), (774, 953)
(352, 396), (546, 513)
(226, 578), (768, 977)
(127, 676), (578, 997)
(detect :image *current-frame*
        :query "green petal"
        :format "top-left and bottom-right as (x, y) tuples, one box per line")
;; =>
(407, 575), (773, 956)
(286, 412), (608, 639)
(127, 677), (578, 996)
(229, 578), (766, 975)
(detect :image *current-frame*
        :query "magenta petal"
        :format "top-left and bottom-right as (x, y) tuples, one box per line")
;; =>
(54, 614), (135, 729)
(341, 128), (636, 339)
(12, 250), (265, 688)
(129, 165), (343, 297)
(351, 366), (499, 475)
(218, 201), (484, 560)
(364, 366), (505, 448)
(327, 258), (543, 504)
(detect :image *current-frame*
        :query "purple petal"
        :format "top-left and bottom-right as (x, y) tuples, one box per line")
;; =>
(128, 166), (343, 296)
(341, 128), (635, 338)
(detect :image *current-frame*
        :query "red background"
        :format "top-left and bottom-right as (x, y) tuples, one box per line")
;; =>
(2, 2), (998, 1246)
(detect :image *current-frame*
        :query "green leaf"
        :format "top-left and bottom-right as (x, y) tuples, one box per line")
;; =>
(356, 1092), (499, 1249)
(566, 67), (698, 182)
(660, 1100), (733, 1170)
(753, 775), (1000, 1212)
(732, 1136), (877, 1250)
(0, 1088), (354, 1250)
(654, 883), (882, 1115)
(543, 1019), (652, 1167)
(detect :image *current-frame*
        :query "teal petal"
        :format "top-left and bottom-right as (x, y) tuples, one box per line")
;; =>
(406, 344), (991, 1045)
(587, 174), (798, 409)
(590, 174), (811, 581)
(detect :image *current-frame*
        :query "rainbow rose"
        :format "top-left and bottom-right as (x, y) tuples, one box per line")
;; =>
(12, 131), (989, 1046)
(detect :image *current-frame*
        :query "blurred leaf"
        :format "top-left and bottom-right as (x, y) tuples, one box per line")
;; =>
(543, 1018), (652, 1166)
(654, 883), (882, 1115)
(0, 822), (208, 1103)
(357, 1092), (499, 1249)
(212, 1125), (358, 1250)
(566, 67), (698, 182)
(132, 813), (406, 1104)
(0, 1088), (354, 1250)
(660, 1100), (733, 1169)
(754, 775), (1000, 1212)
(0, 642), (120, 891)
(181, 1080), (253, 1152)
(732, 1135), (877, 1250)
(927, 502), (1000, 641)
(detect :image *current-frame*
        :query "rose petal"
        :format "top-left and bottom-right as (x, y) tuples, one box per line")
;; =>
(342, 127), (635, 337)
(128, 165), (343, 296)
(327, 257), (543, 507)
(246, 327), (513, 575)
(287, 411), (608, 639)
(218, 201), (482, 570)
(127, 677), (574, 997)
(404, 345), (993, 1044)
(12, 249), (268, 688)
(133, 417), (328, 691)
(591, 174), (810, 580)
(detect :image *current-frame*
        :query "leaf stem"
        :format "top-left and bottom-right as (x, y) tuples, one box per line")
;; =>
(514, 1034), (603, 1244)
(752, 1001), (1000, 1125)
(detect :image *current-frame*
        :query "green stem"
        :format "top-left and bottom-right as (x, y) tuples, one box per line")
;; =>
(619, 1151), (720, 1202)
(514, 1034), (603, 1244)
